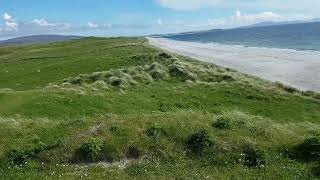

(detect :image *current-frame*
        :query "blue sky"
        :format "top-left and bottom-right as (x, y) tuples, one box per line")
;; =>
(0, 0), (319, 38)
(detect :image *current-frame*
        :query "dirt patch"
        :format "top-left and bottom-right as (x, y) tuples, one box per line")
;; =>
(78, 123), (104, 138)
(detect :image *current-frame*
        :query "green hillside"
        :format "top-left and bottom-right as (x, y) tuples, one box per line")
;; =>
(0, 37), (320, 179)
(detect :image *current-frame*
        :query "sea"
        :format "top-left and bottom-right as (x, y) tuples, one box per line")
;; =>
(163, 22), (320, 52)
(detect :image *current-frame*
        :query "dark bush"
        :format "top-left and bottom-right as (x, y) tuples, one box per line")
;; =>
(110, 78), (122, 87)
(9, 149), (34, 165)
(222, 75), (235, 81)
(284, 86), (299, 93)
(275, 82), (300, 93)
(302, 91), (315, 97)
(186, 130), (213, 155)
(312, 163), (320, 177)
(286, 137), (320, 162)
(9, 140), (62, 165)
(212, 116), (232, 129)
(145, 124), (166, 138)
(126, 145), (142, 159)
(69, 77), (85, 85)
(242, 146), (266, 167)
(75, 138), (104, 163)
(159, 52), (171, 59)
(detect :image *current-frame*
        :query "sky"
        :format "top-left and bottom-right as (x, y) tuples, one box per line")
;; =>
(0, 0), (319, 39)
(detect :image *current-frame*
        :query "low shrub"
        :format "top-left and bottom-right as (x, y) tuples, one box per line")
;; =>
(212, 116), (232, 129)
(275, 82), (300, 93)
(9, 149), (34, 165)
(312, 163), (320, 177)
(222, 75), (235, 81)
(286, 137), (320, 162)
(242, 146), (266, 167)
(74, 138), (121, 163)
(9, 140), (62, 165)
(145, 123), (166, 138)
(302, 91), (315, 97)
(108, 76), (123, 87)
(76, 138), (104, 163)
(126, 145), (142, 159)
(186, 129), (213, 155)
(159, 52), (172, 59)
(283, 86), (299, 93)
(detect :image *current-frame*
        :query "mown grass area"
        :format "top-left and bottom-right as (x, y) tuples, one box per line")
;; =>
(0, 37), (320, 179)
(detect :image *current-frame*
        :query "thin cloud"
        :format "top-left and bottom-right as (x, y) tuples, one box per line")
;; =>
(0, 13), (71, 38)
(32, 19), (56, 27)
(208, 11), (284, 28)
(3, 13), (18, 31)
(87, 22), (99, 28)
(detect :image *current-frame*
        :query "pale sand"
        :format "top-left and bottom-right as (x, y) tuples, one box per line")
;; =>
(149, 38), (320, 92)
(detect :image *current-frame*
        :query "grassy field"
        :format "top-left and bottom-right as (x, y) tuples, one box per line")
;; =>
(0, 37), (320, 179)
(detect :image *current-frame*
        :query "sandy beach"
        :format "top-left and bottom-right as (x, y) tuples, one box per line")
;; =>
(149, 38), (320, 92)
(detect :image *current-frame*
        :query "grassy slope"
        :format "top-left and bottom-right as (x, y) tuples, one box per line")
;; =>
(0, 37), (153, 90)
(0, 37), (320, 179)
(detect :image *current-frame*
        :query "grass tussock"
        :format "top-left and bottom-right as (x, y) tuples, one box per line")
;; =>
(241, 145), (266, 168)
(51, 56), (240, 92)
(9, 140), (62, 165)
(73, 138), (118, 163)
(186, 129), (213, 155)
(286, 136), (320, 162)
(275, 81), (301, 94)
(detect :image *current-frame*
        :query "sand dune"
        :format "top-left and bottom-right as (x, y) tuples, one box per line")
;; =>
(149, 38), (320, 92)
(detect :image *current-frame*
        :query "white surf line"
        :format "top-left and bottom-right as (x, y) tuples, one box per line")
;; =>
(148, 37), (320, 92)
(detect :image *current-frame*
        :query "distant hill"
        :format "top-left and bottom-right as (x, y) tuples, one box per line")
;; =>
(151, 19), (320, 38)
(245, 21), (302, 28)
(245, 18), (320, 28)
(0, 35), (82, 46)
(162, 21), (320, 51)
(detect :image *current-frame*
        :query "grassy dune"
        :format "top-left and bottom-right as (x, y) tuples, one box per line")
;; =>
(0, 37), (320, 179)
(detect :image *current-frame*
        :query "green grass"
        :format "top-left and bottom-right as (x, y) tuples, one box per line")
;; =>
(0, 37), (154, 90)
(0, 37), (320, 179)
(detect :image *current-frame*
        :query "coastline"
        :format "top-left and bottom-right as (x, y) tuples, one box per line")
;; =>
(148, 37), (320, 92)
